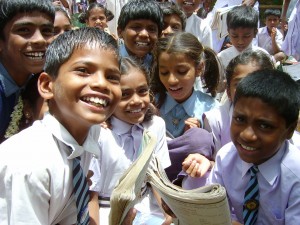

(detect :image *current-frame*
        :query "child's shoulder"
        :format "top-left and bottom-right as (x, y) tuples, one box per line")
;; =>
(281, 142), (300, 178)
(143, 115), (166, 131)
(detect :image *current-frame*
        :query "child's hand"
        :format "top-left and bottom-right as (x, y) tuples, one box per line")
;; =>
(271, 27), (277, 40)
(184, 117), (201, 132)
(86, 170), (94, 187)
(100, 120), (112, 129)
(182, 153), (212, 178)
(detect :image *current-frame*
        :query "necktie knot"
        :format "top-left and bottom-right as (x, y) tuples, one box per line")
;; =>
(250, 165), (259, 176)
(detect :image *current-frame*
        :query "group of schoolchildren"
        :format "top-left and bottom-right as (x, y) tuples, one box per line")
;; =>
(0, 0), (299, 225)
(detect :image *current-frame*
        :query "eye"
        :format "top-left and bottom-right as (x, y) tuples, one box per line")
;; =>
(233, 115), (245, 124)
(177, 69), (188, 76)
(74, 67), (89, 76)
(138, 87), (149, 95)
(42, 27), (54, 37)
(159, 70), (169, 76)
(107, 73), (121, 84)
(171, 25), (181, 31)
(259, 122), (273, 130)
(15, 26), (30, 34)
(147, 26), (158, 34)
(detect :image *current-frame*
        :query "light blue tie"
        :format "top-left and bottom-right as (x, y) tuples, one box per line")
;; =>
(73, 157), (90, 225)
(243, 165), (259, 225)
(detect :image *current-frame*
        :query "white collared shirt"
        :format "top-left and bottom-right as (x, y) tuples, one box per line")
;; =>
(0, 113), (100, 225)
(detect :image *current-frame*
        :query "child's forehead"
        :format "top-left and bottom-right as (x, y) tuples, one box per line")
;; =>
(228, 27), (256, 34)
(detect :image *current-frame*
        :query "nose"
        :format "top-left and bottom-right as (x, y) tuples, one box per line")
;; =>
(90, 72), (109, 93)
(162, 26), (173, 37)
(30, 29), (47, 46)
(167, 73), (178, 85)
(237, 37), (244, 45)
(96, 19), (101, 24)
(240, 126), (257, 142)
(139, 28), (149, 37)
(130, 93), (142, 105)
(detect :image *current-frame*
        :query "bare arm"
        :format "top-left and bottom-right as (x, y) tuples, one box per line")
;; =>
(89, 191), (100, 225)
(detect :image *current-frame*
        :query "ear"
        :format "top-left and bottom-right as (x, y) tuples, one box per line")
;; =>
(285, 121), (297, 140)
(195, 61), (204, 77)
(38, 72), (54, 100)
(117, 27), (123, 38)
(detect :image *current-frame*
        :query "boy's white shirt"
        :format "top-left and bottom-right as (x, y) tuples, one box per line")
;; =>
(0, 113), (100, 225)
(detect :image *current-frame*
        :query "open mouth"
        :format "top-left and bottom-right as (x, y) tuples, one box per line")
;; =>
(24, 52), (45, 60)
(82, 96), (108, 108)
(136, 42), (149, 47)
(129, 109), (143, 113)
(240, 143), (256, 151)
(183, 1), (194, 6)
(169, 87), (182, 91)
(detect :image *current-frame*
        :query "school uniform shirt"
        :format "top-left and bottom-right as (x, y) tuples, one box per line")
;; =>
(208, 141), (300, 224)
(203, 99), (233, 154)
(282, 0), (300, 61)
(89, 115), (171, 223)
(185, 13), (213, 48)
(0, 62), (24, 140)
(159, 90), (219, 138)
(0, 113), (100, 225)
(257, 26), (283, 55)
(217, 43), (271, 69)
(119, 43), (153, 71)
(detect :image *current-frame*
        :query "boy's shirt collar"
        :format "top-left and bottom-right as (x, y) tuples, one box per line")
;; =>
(119, 44), (152, 69)
(42, 112), (100, 159)
(241, 141), (287, 186)
(163, 90), (197, 117)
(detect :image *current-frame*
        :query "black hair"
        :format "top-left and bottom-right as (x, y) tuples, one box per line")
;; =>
(152, 32), (221, 108)
(227, 5), (258, 30)
(120, 57), (154, 122)
(78, 2), (114, 24)
(0, 0), (55, 39)
(44, 27), (119, 78)
(226, 50), (274, 88)
(159, 1), (186, 30)
(264, 9), (281, 18)
(117, 0), (164, 35)
(234, 69), (300, 127)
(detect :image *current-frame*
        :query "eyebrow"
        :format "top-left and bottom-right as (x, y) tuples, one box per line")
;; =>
(13, 21), (54, 28)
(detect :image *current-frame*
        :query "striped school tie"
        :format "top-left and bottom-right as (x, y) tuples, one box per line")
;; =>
(243, 165), (259, 225)
(73, 157), (90, 225)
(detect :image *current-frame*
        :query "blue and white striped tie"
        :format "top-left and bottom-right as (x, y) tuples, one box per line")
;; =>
(73, 157), (90, 225)
(243, 165), (259, 225)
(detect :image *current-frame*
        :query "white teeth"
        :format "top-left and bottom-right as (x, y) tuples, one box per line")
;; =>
(136, 42), (148, 46)
(130, 109), (142, 113)
(25, 52), (44, 60)
(82, 96), (107, 107)
(183, 1), (193, 5)
(241, 144), (256, 151)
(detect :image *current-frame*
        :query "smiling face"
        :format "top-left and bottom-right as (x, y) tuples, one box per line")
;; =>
(231, 97), (295, 165)
(52, 11), (72, 40)
(39, 46), (121, 144)
(159, 52), (201, 103)
(227, 63), (261, 101)
(176, 0), (202, 17)
(161, 14), (183, 38)
(113, 67), (150, 124)
(228, 27), (257, 52)
(86, 7), (108, 30)
(0, 11), (53, 86)
(118, 19), (159, 59)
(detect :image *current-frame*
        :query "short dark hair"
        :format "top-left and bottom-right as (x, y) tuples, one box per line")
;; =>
(264, 9), (281, 18)
(234, 69), (300, 127)
(226, 50), (274, 88)
(118, 0), (164, 35)
(159, 1), (186, 30)
(44, 27), (119, 78)
(78, 2), (114, 24)
(0, 0), (55, 39)
(227, 5), (258, 30)
(120, 56), (154, 122)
